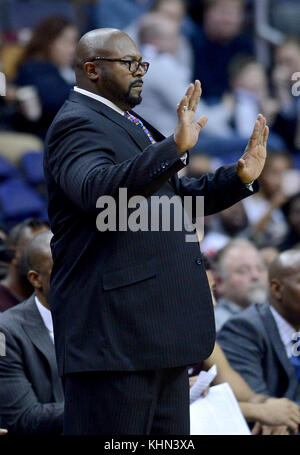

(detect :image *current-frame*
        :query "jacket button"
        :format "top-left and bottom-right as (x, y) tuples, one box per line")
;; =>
(161, 163), (166, 169)
(195, 257), (202, 265)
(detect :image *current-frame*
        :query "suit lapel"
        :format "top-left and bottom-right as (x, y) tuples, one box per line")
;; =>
(259, 304), (298, 391)
(22, 296), (64, 402)
(69, 90), (152, 152)
(68, 90), (179, 192)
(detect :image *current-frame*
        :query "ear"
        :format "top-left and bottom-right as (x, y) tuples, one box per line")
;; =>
(27, 270), (41, 290)
(83, 62), (100, 81)
(269, 278), (282, 301)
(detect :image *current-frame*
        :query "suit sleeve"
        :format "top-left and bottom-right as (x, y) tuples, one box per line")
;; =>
(46, 116), (186, 214)
(217, 317), (270, 396)
(0, 327), (63, 434)
(177, 164), (259, 216)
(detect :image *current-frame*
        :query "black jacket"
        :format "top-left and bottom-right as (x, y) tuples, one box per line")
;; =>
(44, 89), (258, 375)
(0, 295), (64, 434)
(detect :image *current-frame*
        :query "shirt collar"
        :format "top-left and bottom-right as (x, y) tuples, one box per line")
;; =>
(270, 305), (296, 357)
(35, 296), (53, 338)
(74, 86), (125, 116)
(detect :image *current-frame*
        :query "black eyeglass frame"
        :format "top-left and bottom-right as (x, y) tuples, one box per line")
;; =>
(85, 57), (150, 74)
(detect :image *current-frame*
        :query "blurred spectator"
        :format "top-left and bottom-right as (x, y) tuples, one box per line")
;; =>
(191, 0), (253, 101)
(226, 55), (281, 138)
(218, 250), (300, 406)
(279, 192), (300, 251)
(213, 239), (268, 331)
(0, 218), (48, 312)
(90, 0), (154, 30)
(185, 153), (213, 178)
(125, 0), (194, 70)
(272, 37), (300, 154)
(260, 247), (279, 268)
(242, 151), (292, 247)
(201, 202), (251, 255)
(134, 12), (232, 136)
(13, 15), (78, 138)
(0, 231), (64, 434)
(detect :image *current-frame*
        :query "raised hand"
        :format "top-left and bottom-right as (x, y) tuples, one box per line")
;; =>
(174, 80), (208, 156)
(237, 114), (269, 184)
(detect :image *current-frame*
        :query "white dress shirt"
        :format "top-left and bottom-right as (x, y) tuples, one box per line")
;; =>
(35, 296), (54, 344)
(73, 86), (187, 163)
(270, 305), (296, 358)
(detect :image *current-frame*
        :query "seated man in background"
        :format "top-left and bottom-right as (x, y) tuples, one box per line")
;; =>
(0, 230), (64, 434)
(213, 239), (268, 331)
(0, 218), (48, 312)
(189, 257), (300, 435)
(218, 249), (300, 409)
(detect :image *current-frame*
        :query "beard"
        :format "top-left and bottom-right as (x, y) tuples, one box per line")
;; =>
(244, 283), (268, 305)
(114, 83), (143, 108)
(101, 71), (143, 109)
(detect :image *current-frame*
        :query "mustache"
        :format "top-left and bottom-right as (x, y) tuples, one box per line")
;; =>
(129, 79), (144, 89)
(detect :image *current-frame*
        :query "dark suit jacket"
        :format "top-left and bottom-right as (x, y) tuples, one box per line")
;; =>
(0, 295), (64, 434)
(217, 303), (300, 406)
(44, 89), (258, 376)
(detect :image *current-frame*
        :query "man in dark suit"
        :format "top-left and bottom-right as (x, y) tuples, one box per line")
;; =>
(0, 230), (64, 434)
(218, 249), (300, 408)
(43, 28), (269, 434)
(0, 218), (49, 312)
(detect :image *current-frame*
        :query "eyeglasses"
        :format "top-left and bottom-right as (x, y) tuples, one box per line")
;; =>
(86, 57), (150, 74)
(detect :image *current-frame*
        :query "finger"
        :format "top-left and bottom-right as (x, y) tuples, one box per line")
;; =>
(248, 119), (260, 147)
(189, 80), (202, 112)
(196, 115), (208, 131)
(177, 83), (194, 116)
(288, 421), (298, 434)
(262, 426), (272, 435)
(177, 95), (188, 118)
(237, 158), (245, 170)
(263, 125), (269, 146)
(185, 83), (194, 106)
(258, 115), (266, 145)
(251, 422), (261, 435)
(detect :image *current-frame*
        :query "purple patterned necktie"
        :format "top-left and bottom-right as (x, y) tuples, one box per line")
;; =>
(124, 112), (156, 144)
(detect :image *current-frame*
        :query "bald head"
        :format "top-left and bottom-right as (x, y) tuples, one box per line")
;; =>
(138, 13), (180, 54)
(269, 250), (300, 282)
(269, 249), (300, 329)
(27, 230), (53, 273)
(75, 28), (129, 68)
(27, 230), (53, 307)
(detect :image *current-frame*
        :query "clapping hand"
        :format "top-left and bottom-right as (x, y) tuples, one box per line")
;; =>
(174, 80), (208, 156)
(237, 114), (269, 184)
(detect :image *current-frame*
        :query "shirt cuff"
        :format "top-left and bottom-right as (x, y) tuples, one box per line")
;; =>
(180, 153), (188, 165)
(245, 181), (254, 192)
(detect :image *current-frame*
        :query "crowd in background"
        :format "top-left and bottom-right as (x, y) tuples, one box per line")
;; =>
(0, 0), (299, 436)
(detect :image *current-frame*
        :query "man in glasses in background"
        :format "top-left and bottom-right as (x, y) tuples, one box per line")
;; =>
(44, 27), (269, 435)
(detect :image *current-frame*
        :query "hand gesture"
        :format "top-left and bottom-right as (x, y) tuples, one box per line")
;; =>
(174, 80), (208, 156)
(237, 114), (269, 184)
